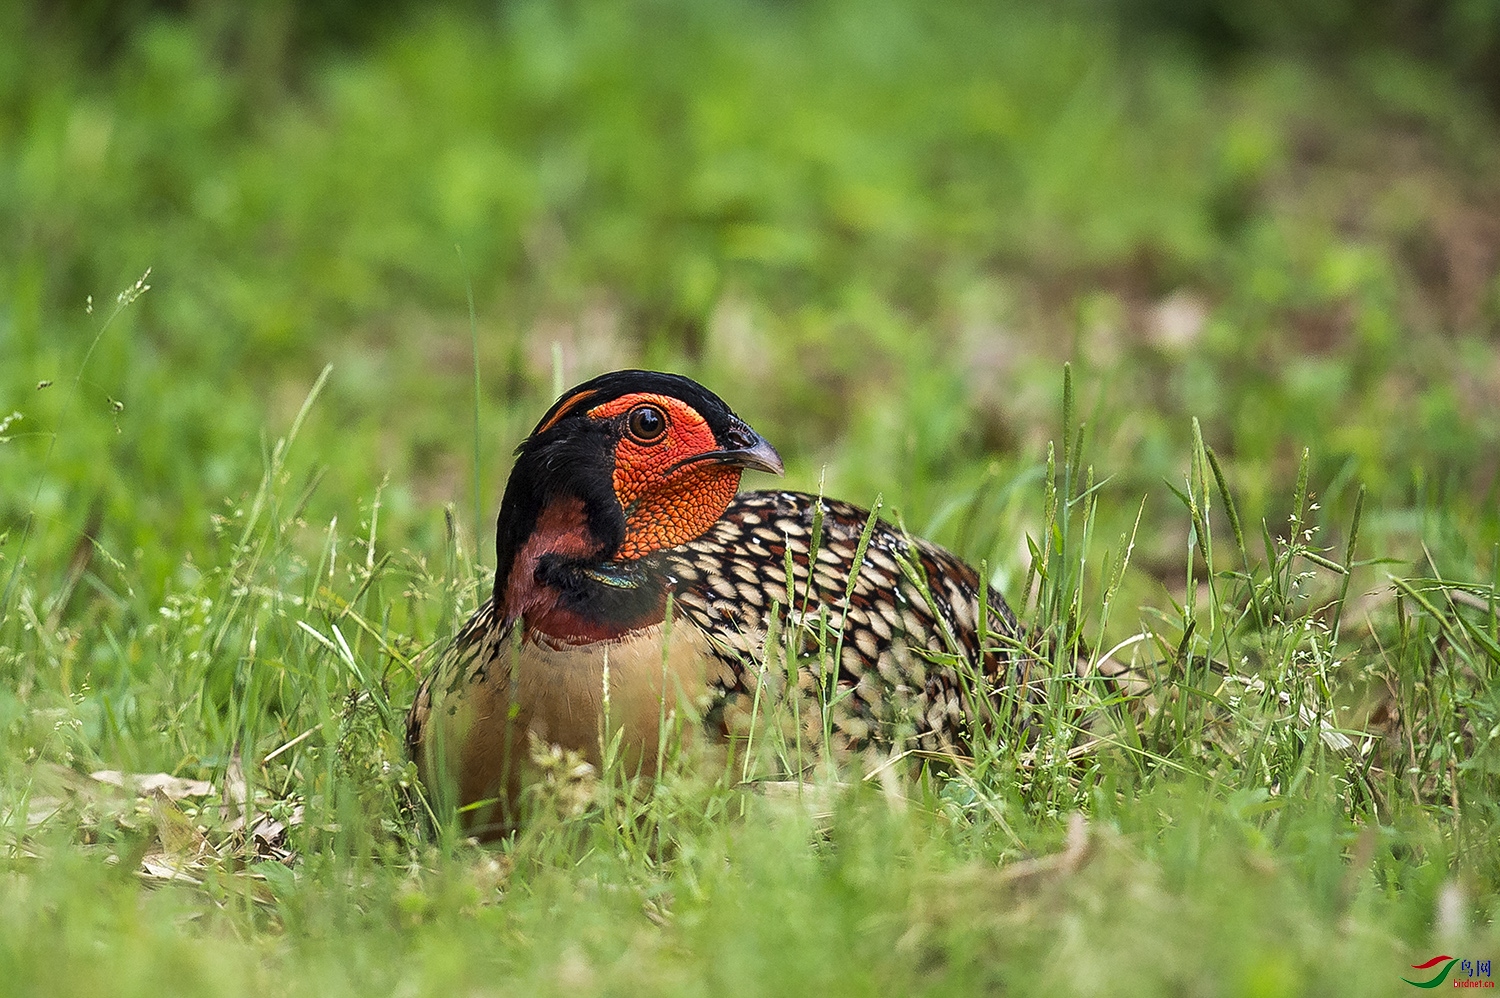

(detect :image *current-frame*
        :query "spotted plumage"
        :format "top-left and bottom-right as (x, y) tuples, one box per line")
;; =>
(658, 491), (1029, 757)
(406, 370), (1033, 836)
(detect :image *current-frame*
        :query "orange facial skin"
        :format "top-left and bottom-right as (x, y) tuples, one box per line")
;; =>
(587, 392), (745, 560)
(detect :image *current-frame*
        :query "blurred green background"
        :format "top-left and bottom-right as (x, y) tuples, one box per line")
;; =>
(3, 1), (1500, 993)
(6, 0), (1498, 600)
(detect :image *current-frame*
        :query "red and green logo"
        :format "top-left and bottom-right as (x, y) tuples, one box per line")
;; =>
(1405, 956), (1459, 988)
(1405, 955), (1494, 988)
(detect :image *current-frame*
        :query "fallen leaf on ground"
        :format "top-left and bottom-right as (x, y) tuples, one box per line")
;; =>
(91, 770), (215, 799)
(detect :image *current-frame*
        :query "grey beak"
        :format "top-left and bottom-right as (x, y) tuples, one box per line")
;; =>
(662, 421), (786, 479)
(723, 433), (785, 476)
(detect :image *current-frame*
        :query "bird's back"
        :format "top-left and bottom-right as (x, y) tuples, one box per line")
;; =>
(663, 490), (1025, 759)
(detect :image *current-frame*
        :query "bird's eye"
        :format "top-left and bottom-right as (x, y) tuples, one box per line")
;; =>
(627, 404), (667, 443)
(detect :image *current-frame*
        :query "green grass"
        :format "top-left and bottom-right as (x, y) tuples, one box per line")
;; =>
(3, 1), (1500, 994)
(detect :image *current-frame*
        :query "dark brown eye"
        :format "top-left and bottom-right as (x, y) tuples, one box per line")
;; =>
(627, 404), (667, 443)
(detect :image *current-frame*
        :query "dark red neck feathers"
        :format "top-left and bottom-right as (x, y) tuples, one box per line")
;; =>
(494, 496), (667, 643)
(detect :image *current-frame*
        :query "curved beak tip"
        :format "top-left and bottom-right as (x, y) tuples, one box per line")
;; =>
(731, 435), (785, 477)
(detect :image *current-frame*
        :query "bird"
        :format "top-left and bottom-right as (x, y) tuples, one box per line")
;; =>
(406, 369), (1035, 836)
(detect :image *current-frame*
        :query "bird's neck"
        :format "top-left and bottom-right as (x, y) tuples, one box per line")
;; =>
(495, 495), (668, 643)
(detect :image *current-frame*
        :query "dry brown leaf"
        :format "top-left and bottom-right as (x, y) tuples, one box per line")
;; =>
(220, 748), (249, 828)
(151, 795), (212, 862)
(91, 770), (215, 799)
(15, 795), (65, 829)
(139, 853), (203, 885)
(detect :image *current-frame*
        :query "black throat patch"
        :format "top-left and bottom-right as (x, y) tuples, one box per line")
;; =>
(532, 553), (673, 634)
